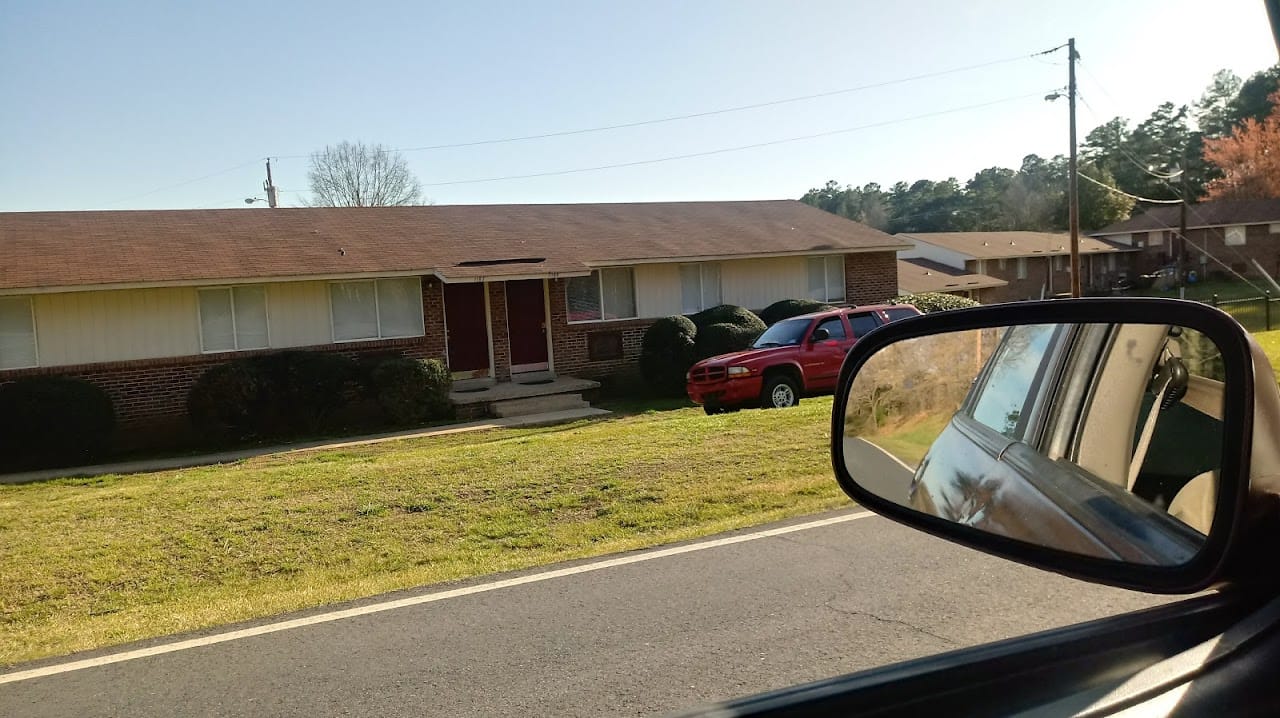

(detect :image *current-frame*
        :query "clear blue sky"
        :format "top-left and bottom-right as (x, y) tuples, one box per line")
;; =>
(1, 0), (1275, 212)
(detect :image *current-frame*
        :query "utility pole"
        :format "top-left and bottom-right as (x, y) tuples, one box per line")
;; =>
(1067, 37), (1081, 298)
(264, 158), (279, 208)
(1177, 144), (1188, 298)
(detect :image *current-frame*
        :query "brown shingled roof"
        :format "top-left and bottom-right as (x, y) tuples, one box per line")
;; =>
(896, 259), (1007, 294)
(1093, 198), (1280, 235)
(899, 230), (1135, 259)
(0, 201), (908, 292)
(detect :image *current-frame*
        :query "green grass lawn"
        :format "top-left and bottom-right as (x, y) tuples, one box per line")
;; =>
(0, 397), (847, 666)
(1132, 279), (1268, 303)
(862, 413), (951, 468)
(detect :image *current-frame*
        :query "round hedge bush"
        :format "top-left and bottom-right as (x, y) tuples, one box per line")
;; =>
(641, 314), (697, 352)
(255, 351), (360, 432)
(639, 315), (698, 397)
(693, 321), (764, 361)
(370, 357), (453, 425)
(758, 298), (833, 326)
(187, 360), (268, 438)
(891, 292), (980, 314)
(690, 304), (764, 332)
(0, 376), (117, 470)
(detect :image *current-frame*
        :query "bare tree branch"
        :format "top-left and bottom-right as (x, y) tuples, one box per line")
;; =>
(305, 141), (425, 207)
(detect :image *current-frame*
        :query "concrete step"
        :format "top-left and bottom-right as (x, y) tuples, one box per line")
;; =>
(490, 393), (590, 418)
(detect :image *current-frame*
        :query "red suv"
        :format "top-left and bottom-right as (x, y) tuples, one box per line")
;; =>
(686, 304), (922, 414)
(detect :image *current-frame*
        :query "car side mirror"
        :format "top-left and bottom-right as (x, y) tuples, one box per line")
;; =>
(831, 298), (1271, 594)
(810, 327), (831, 343)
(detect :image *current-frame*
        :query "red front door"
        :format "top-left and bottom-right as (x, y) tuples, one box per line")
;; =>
(444, 283), (490, 378)
(506, 279), (549, 372)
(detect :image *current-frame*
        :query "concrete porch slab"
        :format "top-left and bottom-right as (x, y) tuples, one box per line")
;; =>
(449, 376), (601, 406)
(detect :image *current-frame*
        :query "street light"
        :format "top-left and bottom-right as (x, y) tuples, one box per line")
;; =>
(243, 159), (279, 208)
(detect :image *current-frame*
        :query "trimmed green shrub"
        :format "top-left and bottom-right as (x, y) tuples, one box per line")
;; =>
(690, 304), (764, 332)
(694, 321), (764, 360)
(187, 360), (268, 438)
(891, 292), (980, 314)
(690, 305), (765, 360)
(255, 351), (360, 432)
(758, 298), (833, 326)
(639, 315), (698, 397)
(0, 376), (117, 470)
(371, 357), (453, 425)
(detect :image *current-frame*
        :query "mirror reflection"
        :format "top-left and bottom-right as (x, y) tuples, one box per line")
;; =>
(841, 322), (1226, 566)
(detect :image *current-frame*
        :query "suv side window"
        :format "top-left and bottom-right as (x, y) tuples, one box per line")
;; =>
(885, 308), (919, 323)
(848, 312), (880, 338)
(816, 316), (847, 340)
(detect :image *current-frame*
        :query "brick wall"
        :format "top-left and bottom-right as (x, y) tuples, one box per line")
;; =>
(487, 282), (512, 381)
(1183, 224), (1280, 280)
(0, 275), (449, 444)
(844, 252), (899, 305)
(970, 257), (1061, 303)
(548, 278), (653, 379)
(1113, 224), (1280, 281)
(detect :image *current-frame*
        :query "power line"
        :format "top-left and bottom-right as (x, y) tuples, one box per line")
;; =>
(273, 52), (1043, 161)
(395, 92), (1051, 188)
(1076, 60), (1190, 158)
(1078, 172), (1183, 203)
(103, 159), (264, 206)
(98, 51), (1048, 205)
(1078, 94), (1184, 182)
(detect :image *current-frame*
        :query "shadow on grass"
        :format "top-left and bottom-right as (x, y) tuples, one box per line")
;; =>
(594, 396), (697, 415)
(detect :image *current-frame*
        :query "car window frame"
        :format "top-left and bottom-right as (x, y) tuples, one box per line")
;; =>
(962, 323), (1071, 443)
(846, 311), (881, 339)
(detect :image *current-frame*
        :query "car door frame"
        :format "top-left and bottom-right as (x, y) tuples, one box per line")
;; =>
(805, 314), (854, 389)
(672, 588), (1276, 717)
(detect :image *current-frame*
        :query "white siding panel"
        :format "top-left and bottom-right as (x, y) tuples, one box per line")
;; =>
(898, 240), (969, 270)
(34, 288), (200, 367)
(635, 264), (682, 318)
(633, 258), (818, 315)
(266, 281), (332, 348)
(722, 257), (808, 310)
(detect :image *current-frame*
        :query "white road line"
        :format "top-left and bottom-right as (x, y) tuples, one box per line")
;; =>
(1, 510), (876, 685)
(847, 436), (919, 473)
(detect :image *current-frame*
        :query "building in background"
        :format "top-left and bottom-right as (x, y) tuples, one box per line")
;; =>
(1093, 198), (1280, 283)
(898, 231), (1137, 303)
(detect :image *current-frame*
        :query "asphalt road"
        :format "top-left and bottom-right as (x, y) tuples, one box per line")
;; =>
(0, 510), (1171, 718)
(843, 436), (917, 505)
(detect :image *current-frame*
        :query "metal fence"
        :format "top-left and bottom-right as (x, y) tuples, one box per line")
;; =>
(1209, 293), (1280, 332)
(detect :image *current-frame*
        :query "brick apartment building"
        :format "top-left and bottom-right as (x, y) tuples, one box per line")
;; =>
(0, 201), (905, 434)
(898, 231), (1138, 303)
(1093, 198), (1280, 283)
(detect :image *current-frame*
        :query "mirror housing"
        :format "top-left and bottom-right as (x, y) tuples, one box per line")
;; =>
(831, 299), (1258, 593)
(811, 327), (831, 343)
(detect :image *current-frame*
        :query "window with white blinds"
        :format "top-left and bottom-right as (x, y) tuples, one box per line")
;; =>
(198, 286), (269, 353)
(329, 278), (424, 342)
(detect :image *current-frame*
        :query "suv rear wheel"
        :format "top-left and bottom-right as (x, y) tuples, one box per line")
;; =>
(761, 374), (800, 409)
